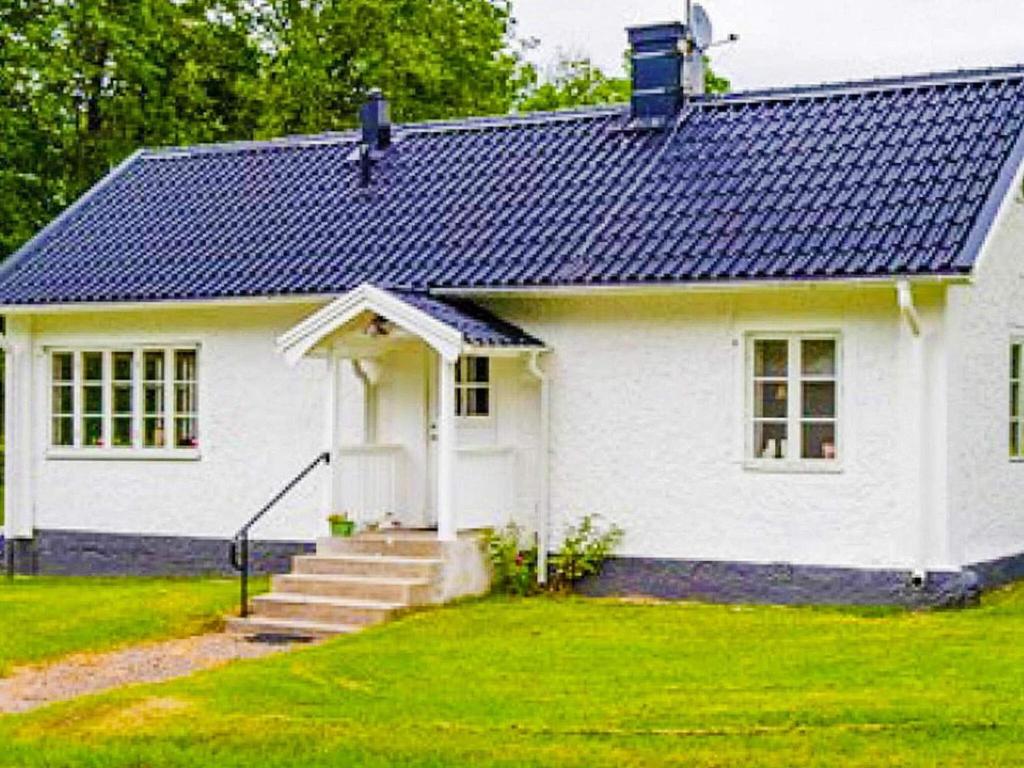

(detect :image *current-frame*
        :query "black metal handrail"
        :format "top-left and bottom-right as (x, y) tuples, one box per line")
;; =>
(229, 451), (331, 617)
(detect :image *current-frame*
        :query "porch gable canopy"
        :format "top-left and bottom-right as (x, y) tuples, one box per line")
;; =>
(277, 283), (544, 365)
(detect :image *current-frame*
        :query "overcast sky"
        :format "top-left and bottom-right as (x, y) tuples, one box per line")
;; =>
(511, 0), (1024, 91)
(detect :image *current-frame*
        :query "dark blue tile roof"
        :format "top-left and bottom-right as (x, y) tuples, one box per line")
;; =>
(394, 290), (544, 347)
(2, 65), (1024, 306)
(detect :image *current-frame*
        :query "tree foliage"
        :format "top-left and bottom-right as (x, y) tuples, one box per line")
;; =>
(517, 52), (730, 113)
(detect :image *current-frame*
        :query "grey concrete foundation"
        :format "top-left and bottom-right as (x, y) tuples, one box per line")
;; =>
(578, 556), (983, 608)
(7, 529), (313, 577)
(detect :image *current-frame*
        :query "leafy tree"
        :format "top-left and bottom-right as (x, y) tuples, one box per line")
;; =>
(517, 52), (730, 113)
(0, 0), (262, 257)
(251, 0), (528, 136)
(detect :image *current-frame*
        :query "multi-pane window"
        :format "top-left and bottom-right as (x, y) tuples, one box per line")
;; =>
(455, 356), (490, 418)
(49, 347), (199, 452)
(174, 350), (198, 448)
(1011, 343), (1023, 457)
(51, 353), (74, 447)
(750, 335), (839, 462)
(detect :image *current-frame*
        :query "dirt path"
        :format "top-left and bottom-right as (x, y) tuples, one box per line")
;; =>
(0, 633), (305, 714)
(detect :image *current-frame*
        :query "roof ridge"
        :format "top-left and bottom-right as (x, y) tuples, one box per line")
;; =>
(134, 63), (1024, 160)
(697, 63), (1024, 107)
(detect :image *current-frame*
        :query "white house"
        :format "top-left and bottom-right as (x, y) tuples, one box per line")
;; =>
(3, 22), (1024, 608)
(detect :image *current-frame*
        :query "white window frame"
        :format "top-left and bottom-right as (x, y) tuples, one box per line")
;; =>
(454, 355), (493, 422)
(744, 332), (842, 472)
(1011, 339), (1023, 461)
(45, 344), (201, 461)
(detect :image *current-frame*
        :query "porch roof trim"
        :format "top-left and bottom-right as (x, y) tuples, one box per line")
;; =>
(277, 283), (544, 365)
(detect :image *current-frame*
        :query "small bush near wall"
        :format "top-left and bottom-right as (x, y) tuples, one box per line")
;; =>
(549, 515), (624, 592)
(483, 523), (538, 596)
(484, 515), (623, 596)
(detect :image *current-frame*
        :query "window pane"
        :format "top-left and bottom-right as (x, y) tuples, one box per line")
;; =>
(455, 388), (463, 416)
(82, 352), (103, 381)
(802, 422), (837, 460)
(52, 386), (73, 415)
(1013, 345), (1021, 380)
(52, 417), (73, 447)
(754, 381), (787, 418)
(113, 385), (132, 414)
(754, 340), (787, 377)
(83, 385), (103, 414)
(467, 388), (490, 417)
(754, 422), (787, 459)
(113, 351), (133, 381)
(83, 416), (104, 447)
(112, 417), (133, 447)
(144, 351), (165, 381)
(175, 383), (197, 413)
(144, 385), (164, 413)
(175, 350), (196, 382)
(1012, 422), (1020, 457)
(801, 339), (836, 376)
(1013, 383), (1020, 420)
(175, 418), (198, 448)
(52, 353), (73, 382)
(144, 417), (166, 448)
(802, 381), (836, 418)
(468, 357), (489, 384)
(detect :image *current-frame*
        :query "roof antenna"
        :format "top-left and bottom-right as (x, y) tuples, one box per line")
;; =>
(682, 2), (737, 96)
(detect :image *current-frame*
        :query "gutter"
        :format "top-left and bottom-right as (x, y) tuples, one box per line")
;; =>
(526, 350), (551, 585)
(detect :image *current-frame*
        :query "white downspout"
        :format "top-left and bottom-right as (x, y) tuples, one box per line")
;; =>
(896, 280), (928, 586)
(527, 350), (551, 585)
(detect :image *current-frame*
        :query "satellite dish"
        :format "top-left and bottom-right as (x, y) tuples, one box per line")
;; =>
(689, 3), (713, 50)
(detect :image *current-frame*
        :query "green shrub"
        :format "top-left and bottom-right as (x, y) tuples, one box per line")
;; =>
(549, 514), (624, 592)
(482, 523), (538, 596)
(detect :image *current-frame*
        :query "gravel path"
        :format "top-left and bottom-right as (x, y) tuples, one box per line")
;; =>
(0, 633), (305, 714)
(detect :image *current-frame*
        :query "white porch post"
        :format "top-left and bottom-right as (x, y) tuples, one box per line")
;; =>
(4, 317), (34, 541)
(436, 354), (457, 541)
(322, 347), (339, 518)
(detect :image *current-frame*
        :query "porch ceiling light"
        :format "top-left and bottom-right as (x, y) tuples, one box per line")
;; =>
(365, 314), (393, 337)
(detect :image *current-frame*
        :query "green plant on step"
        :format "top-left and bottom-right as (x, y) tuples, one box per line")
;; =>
(482, 523), (538, 596)
(549, 514), (624, 593)
(327, 512), (356, 538)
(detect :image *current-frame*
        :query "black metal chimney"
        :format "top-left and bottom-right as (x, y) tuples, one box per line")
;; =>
(627, 23), (688, 126)
(360, 88), (391, 151)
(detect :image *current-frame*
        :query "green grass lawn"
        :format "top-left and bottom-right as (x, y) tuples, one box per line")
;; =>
(0, 577), (260, 674)
(4, 584), (1024, 767)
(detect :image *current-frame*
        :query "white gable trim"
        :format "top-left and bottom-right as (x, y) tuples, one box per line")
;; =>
(277, 283), (464, 365)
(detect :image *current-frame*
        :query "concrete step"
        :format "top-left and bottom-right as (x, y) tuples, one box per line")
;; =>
(225, 615), (360, 639)
(250, 592), (404, 626)
(292, 554), (443, 580)
(317, 535), (444, 558)
(272, 573), (435, 605)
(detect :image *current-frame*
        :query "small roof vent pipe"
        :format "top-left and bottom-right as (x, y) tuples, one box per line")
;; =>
(360, 88), (391, 150)
(357, 88), (391, 188)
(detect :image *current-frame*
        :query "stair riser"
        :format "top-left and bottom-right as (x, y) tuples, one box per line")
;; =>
(273, 576), (434, 605)
(224, 618), (351, 639)
(292, 556), (440, 580)
(251, 599), (397, 626)
(317, 538), (444, 558)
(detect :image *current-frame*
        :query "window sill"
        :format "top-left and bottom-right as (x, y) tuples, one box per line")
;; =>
(742, 459), (843, 475)
(46, 448), (202, 462)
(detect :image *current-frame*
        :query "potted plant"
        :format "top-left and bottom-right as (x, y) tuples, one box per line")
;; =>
(328, 513), (356, 537)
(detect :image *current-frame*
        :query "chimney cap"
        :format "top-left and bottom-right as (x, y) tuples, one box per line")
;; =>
(360, 89), (391, 151)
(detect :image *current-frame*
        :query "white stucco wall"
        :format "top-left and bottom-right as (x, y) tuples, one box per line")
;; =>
(946, 172), (1024, 566)
(485, 285), (947, 570)
(25, 303), (333, 542)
